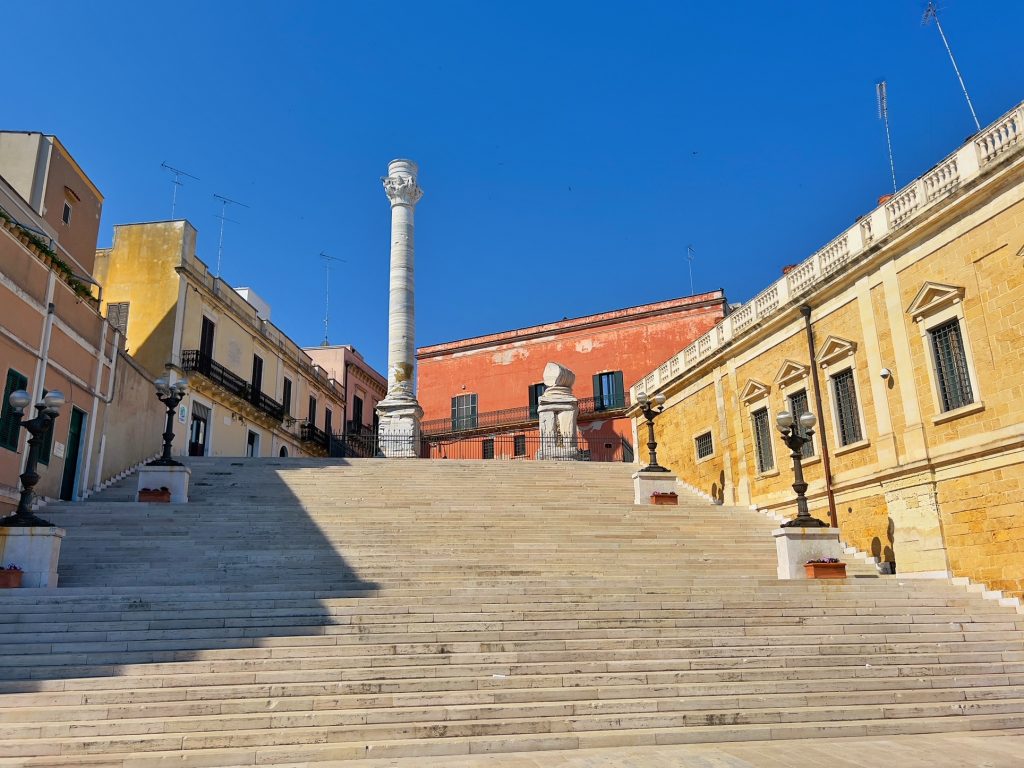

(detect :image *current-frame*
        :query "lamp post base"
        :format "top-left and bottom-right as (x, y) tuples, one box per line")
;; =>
(0, 526), (65, 587)
(136, 465), (191, 503)
(632, 469), (678, 505)
(772, 527), (843, 579)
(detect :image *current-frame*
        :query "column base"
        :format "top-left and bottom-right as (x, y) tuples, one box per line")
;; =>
(137, 465), (191, 503)
(376, 396), (423, 458)
(632, 469), (679, 505)
(773, 527), (843, 579)
(0, 526), (66, 588)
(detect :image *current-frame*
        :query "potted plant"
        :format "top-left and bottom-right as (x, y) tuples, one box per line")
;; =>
(139, 486), (172, 503)
(0, 565), (23, 589)
(651, 491), (678, 506)
(805, 557), (846, 579)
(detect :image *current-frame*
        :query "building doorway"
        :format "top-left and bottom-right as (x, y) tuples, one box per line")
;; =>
(59, 407), (87, 501)
(189, 402), (210, 456)
(246, 430), (260, 457)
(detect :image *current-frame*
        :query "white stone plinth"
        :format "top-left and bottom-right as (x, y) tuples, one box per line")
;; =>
(136, 464), (191, 503)
(633, 469), (678, 505)
(0, 526), (65, 588)
(376, 398), (423, 458)
(773, 526), (843, 579)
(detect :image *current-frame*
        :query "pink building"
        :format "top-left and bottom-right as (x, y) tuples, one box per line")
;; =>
(303, 345), (386, 435)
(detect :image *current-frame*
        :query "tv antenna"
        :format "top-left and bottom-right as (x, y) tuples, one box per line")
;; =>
(922, 2), (981, 132)
(212, 194), (249, 278)
(160, 162), (199, 219)
(876, 81), (898, 195)
(686, 244), (696, 295)
(320, 251), (347, 346)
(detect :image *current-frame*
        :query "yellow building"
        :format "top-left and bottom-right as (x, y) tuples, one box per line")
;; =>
(631, 101), (1024, 599)
(93, 221), (345, 458)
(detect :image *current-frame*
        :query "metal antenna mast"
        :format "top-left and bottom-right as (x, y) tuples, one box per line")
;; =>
(320, 252), (347, 346)
(160, 162), (200, 219)
(923, 2), (981, 131)
(686, 245), (696, 295)
(876, 81), (898, 195)
(212, 194), (249, 278)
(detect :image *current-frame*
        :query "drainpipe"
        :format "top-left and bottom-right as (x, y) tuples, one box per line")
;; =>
(23, 274), (57, 474)
(80, 320), (108, 498)
(801, 305), (839, 528)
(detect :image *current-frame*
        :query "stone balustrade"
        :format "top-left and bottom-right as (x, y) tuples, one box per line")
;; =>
(631, 101), (1024, 401)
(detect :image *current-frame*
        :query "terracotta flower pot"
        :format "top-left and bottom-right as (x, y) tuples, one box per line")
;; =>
(651, 492), (678, 506)
(0, 570), (23, 589)
(804, 562), (847, 579)
(139, 488), (171, 503)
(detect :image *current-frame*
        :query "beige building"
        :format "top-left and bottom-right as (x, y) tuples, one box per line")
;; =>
(93, 221), (346, 459)
(631, 101), (1024, 599)
(0, 133), (164, 512)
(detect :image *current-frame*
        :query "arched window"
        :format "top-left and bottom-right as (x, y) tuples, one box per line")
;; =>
(279, 446), (289, 457)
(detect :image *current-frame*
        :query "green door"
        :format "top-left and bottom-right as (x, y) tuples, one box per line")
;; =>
(60, 408), (86, 501)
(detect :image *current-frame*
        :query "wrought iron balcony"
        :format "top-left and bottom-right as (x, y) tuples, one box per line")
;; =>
(299, 421), (329, 448)
(421, 393), (630, 436)
(180, 350), (285, 422)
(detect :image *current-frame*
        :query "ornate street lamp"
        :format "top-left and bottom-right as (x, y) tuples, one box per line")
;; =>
(776, 409), (828, 527)
(149, 376), (188, 467)
(0, 389), (65, 527)
(635, 391), (668, 472)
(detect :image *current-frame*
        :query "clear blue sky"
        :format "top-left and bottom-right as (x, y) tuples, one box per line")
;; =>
(7, 1), (1023, 374)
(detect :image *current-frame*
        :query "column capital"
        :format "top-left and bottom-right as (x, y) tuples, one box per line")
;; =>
(382, 160), (423, 207)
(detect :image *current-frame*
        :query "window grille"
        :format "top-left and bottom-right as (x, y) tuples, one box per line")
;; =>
(107, 302), (130, 336)
(695, 431), (714, 459)
(751, 407), (774, 473)
(787, 389), (815, 458)
(513, 434), (526, 457)
(930, 319), (974, 412)
(451, 394), (478, 430)
(831, 369), (863, 445)
(482, 438), (494, 459)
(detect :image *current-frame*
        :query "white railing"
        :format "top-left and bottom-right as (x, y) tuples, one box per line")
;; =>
(631, 101), (1024, 400)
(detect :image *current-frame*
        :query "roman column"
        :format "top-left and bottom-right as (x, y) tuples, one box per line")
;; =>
(376, 159), (424, 457)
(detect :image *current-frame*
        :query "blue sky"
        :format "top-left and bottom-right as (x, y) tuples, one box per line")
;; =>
(6, 1), (1023, 374)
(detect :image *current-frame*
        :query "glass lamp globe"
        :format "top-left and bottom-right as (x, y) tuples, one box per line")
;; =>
(636, 392), (649, 405)
(8, 389), (31, 413)
(154, 377), (170, 395)
(174, 377), (189, 394)
(776, 410), (794, 429)
(653, 393), (666, 406)
(42, 390), (65, 410)
(799, 411), (817, 430)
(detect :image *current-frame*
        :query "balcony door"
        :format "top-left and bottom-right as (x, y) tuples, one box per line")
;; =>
(189, 402), (210, 456)
(199, 317), (215, 362)
(251, 355), (264, 400)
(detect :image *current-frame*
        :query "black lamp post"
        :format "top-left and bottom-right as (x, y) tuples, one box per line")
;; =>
(776, 409), (829, 528)
(148, 376), (188, 467)
(0, 389), (65, 527)
(636, 391), (668, 472)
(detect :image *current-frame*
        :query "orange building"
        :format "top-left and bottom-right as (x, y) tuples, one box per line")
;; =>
(415, 292), (726, 460)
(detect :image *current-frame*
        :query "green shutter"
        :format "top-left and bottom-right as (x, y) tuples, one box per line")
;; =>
(592, 374), (602, 409)
(612, 371), (624, 408)
(0, 370), (29, 451)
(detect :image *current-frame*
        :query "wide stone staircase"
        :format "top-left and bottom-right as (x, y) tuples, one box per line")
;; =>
(0, 457), (1022, 766)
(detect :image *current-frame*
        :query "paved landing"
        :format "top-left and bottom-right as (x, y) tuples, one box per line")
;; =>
(340, 731), (1024, 768)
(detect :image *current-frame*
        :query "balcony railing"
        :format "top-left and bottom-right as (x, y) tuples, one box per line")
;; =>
(299, 421), (329, 449)
(421, 393), (631, 436)
(181, 350), (285, 422)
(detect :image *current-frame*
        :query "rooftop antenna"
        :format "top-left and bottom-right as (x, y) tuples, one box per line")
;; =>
(876, 81), (898, 195)
(686, 244), (696, 295)
(320, 252), (347, 346)
(922, 2), (981, 132)
(212, 194), (249, 278)
(160, 162), (199, 219)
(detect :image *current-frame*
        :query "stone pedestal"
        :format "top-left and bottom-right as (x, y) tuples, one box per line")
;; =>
(633, 469), (679, 505)
(136, 465), (191, 503)
(773, 527), (843, 579)
(376, 398), (424, 458)
(0, 526), (65, 588)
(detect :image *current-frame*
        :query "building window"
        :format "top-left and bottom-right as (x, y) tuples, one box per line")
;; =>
(251, 355), (264, 395)
(62, 202), (72, 225)
(325, 408), (333, 436)
(695, 431), (713, 460)
(513, 434), (526, 457)
(352, 395), (364, 431)
(482, 438), (494, 459)
(282, 377), (292, 416)
(751, 407), (774, 474)
(107, 302), (130, 336)
(930, 318), (974, 412)
(831, 368), (863, 446)
(593, 371), (625, 411)
(308, 396), (317, 427)
(0, 369), (29, 452)
(246, 430), (260, 457)
(787, 389), (814, 458)
(528, 383), (546, 418)
(451, 394), (478, 430)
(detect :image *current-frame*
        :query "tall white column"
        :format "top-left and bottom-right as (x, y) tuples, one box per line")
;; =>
(376, 159), (424, 457)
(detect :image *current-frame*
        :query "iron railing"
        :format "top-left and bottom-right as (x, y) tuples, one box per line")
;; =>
(180, 350), (285, 422)
(299, 421), (329, 449)
(328, 433), (634, 463)
(421, 393), (631, 436)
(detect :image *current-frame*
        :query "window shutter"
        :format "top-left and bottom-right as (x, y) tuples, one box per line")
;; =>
(1, 370), (29, 451)
(451, 397), (458, 423)
(592, 374), (602, 409)
(612, 371), (624, 408)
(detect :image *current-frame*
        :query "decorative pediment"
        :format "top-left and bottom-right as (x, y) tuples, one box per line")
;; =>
(906, 281), (965, 321)
(774, 359), (810, 388)
(816, 336), (857, 369)
(739, 379), (770, 404)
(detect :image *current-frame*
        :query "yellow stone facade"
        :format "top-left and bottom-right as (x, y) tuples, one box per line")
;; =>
(633, 103), (1024, 599)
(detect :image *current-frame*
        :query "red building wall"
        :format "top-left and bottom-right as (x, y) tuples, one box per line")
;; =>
(416, 292), (726, 446)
